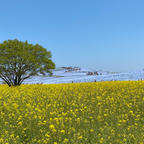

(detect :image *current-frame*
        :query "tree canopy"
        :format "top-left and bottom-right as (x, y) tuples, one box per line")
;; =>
(0, 39), (55, 86)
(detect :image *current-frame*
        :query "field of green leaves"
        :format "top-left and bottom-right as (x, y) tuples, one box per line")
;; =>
(0, 81), (143, 144)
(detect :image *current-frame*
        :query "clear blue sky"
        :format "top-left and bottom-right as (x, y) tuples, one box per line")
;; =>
(0, 0), (144, 72)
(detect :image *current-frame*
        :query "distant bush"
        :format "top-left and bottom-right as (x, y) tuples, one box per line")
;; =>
(87, 71), (99, 75)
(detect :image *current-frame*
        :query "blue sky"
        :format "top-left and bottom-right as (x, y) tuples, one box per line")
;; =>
(0, 0), (144, 72)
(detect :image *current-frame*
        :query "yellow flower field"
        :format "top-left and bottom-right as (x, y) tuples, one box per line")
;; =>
(0, 81), (143, 144)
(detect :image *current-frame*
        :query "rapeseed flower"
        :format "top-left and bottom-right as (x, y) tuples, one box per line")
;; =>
(0, 81), (143, 143)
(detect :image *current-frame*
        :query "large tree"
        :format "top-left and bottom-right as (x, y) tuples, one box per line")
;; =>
(0, 39), (55, 86)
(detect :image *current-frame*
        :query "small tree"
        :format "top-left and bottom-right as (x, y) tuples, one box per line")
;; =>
(0, 39), (55, 86)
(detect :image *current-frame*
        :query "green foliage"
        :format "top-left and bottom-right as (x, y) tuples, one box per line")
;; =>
(0, 39), (55, 86)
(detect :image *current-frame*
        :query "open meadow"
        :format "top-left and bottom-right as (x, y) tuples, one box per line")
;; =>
(0, 81), (143, 144)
